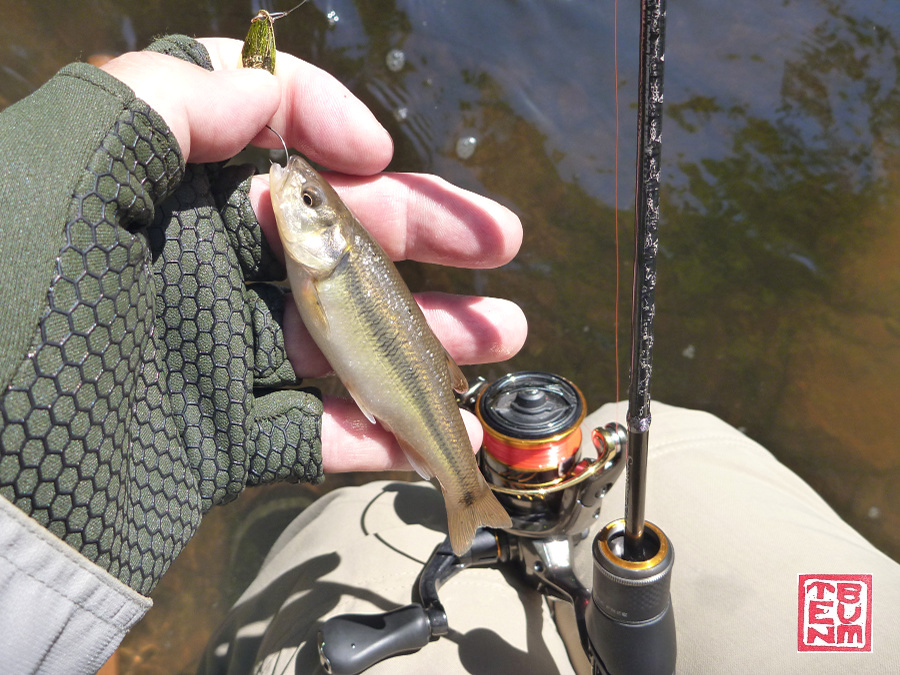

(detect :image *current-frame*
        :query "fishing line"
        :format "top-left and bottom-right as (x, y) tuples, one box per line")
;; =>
(272, 0), (308, 21)
(265, 124), (289, 161)
(614, 0), (621, 419)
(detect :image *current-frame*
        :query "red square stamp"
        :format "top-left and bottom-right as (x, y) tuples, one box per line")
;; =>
(798, 574), (872, 652)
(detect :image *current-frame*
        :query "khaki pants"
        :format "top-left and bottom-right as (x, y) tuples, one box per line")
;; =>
(200, 403), (900, 674)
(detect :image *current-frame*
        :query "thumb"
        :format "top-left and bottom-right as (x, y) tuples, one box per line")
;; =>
(102, 51), (280, 163)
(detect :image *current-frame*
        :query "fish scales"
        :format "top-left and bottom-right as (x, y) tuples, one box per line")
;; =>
(269, 155), (511, 554)
(313, 226), (470, 480)
(325, 231), (454, 443)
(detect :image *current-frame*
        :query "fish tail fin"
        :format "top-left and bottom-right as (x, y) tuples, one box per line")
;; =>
(445, 482), (512, 556)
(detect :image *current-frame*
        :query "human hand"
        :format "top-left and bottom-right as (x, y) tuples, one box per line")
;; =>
(103, 37), (527, 475)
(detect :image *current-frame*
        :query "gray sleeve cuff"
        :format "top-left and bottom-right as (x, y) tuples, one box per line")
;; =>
(0, 494), (151, 673)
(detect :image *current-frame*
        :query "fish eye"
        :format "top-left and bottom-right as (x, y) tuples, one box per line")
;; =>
(302, 186), (324, 208)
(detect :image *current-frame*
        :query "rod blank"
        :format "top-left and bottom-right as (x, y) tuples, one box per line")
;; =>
(624, 0), (667, 561)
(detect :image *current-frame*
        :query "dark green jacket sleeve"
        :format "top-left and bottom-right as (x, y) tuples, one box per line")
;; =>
(0, 36), (322, 595)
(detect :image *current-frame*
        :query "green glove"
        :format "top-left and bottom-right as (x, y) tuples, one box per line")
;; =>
(0, 35), (322, 595)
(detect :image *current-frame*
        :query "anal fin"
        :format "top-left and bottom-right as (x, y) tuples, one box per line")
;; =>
(396, 436), (434, 480)
(344, 385), (377, 425)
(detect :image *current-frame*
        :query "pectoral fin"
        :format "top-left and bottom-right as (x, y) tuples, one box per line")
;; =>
(443, 348), (468, 394)
(298, 277), (329, 336)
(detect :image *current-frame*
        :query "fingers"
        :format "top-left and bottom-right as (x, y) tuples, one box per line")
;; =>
(320, 396), (485, 473)
(101, 38), (392, 173)
(103, 39), (521, 269)
(199, 37), (393, 175)
(102, 51), (281, 164)
(413, 293), (528, 364)
(101, 36), (526, 479)
(284, 292), (527, 378)
(323, 173), (524, 266)
(250, 172), (523, 269)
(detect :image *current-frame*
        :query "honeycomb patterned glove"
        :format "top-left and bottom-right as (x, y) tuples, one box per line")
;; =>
(0, 36), (322, 595)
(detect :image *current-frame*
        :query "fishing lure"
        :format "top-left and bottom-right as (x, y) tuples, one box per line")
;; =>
(241, 1), (307, 73)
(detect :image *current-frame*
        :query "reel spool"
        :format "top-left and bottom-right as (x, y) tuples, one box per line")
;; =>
(472, 372), (625, 537)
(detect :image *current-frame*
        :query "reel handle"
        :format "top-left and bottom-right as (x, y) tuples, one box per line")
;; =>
(318, 530), (508, 674)
(317, 604), (432, 675)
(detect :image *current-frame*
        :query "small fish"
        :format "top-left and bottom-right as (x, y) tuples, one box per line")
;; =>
(241, 1), (307, 73)
(269, 154), (512, 554)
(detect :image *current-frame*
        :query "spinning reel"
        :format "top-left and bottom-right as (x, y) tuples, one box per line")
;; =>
(317, 372), (675, 675)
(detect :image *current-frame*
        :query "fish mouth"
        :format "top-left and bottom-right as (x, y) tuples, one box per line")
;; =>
(269, 161), (291, 194)
(286, 155), (319, 185)
(270, 158), (311, 200)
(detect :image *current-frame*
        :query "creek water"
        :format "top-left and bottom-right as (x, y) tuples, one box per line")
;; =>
(2, 0), (899, 671)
